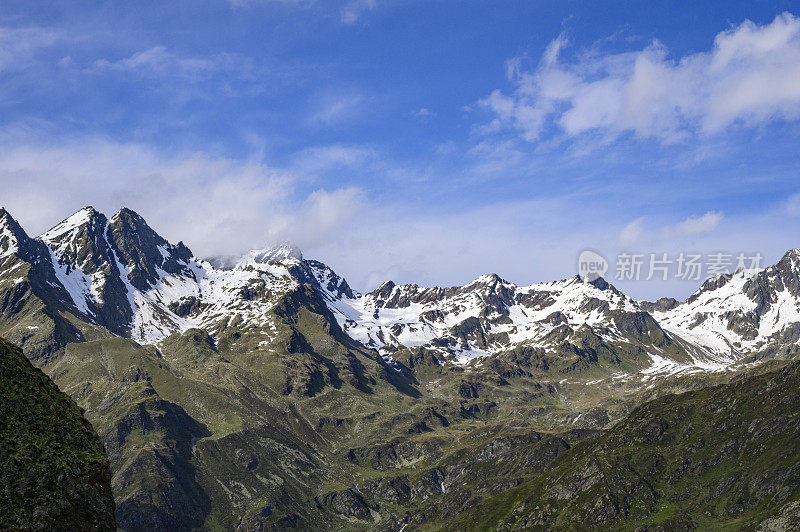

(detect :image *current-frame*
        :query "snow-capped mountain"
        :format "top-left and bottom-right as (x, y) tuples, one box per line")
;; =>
(323, 274), (661, 365)
(25, 207), (308, 343)
(3, 205), (800, 378)
(653, 249), (800, 363)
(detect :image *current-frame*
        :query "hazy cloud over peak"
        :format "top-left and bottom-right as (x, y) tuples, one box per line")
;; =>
(0, 137), (362, 259)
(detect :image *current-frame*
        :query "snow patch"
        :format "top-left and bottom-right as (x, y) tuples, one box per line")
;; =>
(46, 245), (100, 315)
(39, 207), (95, 242)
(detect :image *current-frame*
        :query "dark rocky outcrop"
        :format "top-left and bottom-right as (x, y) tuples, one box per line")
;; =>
(639, 297), (680, 313)
(0, 337), (115, 530)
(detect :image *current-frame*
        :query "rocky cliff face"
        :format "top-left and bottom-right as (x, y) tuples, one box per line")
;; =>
(0, 337), (116, 530)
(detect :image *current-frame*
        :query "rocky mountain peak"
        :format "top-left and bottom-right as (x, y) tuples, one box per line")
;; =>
(582, 276), (631, 303)
(300, 259), (357, 300)
(369, 280), (396, 299)
(0, 208), (31, 260)
(639, 297), (680, 313)
(33, 206), (196, 335)
(113, 206), (141, 220)
(783, 248), (800, 259)
(776, 247), (800, 273)
(39, 207), (112, 275)
(469, 272), (513, 289)
(758, 248), (800, 299)
(36, 207), (133, 332)
(242, 243), (303, 266)
(685, 273), (733, 304)
(475, 273), (503, 283)
(585, 275), (610, 291)
(38, 206), (103, 242)
(461, 273), (517, 310)
(108, 207), (193, 291)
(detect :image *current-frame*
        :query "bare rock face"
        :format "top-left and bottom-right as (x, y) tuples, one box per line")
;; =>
(0, 337), (116, 530)
(639, 297), (680, 313)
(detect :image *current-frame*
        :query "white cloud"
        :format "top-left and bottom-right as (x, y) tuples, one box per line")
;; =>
(307, 94), (364, 125)
(785, 193), (800, 216)
(541, 33), (568, 67)
(619, 212), (723, 247)
(308, 196), (603, 292)
(480, 12), (800, 143)
(0, 137), (362, 259)
(341, 0), (377, 24)
(91, 46), (250, 81)
(291, 144), (378, 173)
(663, 211), (723, 238)
(619, 217), (645, 246)
(288, 188), (364, 245)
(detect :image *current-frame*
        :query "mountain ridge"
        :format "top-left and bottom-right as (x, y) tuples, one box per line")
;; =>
(4, 205), (800, 529)
(4, 205), (800, 377)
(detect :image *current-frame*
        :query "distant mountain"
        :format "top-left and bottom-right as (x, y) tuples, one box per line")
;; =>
(8, 205), (799, 375)
(325, 274), (691, 378)
(3, 205), (800, 529)
(653, 249), (800, 363)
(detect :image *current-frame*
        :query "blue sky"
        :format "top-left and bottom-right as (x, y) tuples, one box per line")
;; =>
(2, 1), (800, 299)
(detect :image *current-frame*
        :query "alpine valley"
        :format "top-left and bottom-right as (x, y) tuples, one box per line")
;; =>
(4, 205), (800, 530)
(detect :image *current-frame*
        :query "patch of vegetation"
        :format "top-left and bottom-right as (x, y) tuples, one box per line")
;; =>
(0, 337), (116, 530)
(441, 360), (800, 530)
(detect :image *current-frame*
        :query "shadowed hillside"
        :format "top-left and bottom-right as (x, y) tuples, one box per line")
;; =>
(0, 338), (116, 530)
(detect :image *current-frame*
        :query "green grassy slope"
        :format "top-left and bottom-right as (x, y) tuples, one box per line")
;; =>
(0, 337), (116, 530)
(442, 359), (800, 531)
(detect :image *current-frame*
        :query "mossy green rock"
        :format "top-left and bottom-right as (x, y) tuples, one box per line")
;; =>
(0, 337), (116, 530)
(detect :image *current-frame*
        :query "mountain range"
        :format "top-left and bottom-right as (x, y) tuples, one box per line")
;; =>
(3, 205), (800, 529)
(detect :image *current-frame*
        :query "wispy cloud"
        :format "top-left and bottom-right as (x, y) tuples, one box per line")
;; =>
(785, 193), (800, 216)
(291, 144), (378, 173)
(619, 211), (724, 246)
(663, 211), (723, 238)
(619, 217), (645, 246)
(91, 46), (252, 82)
(413, 107), (435, 120)
(307, 93), (364, 125)
(0, 26), (61, 70)
(340, 0), (377, 24)
(225, 0), (378, 25)
(479, 12), (800, 144)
